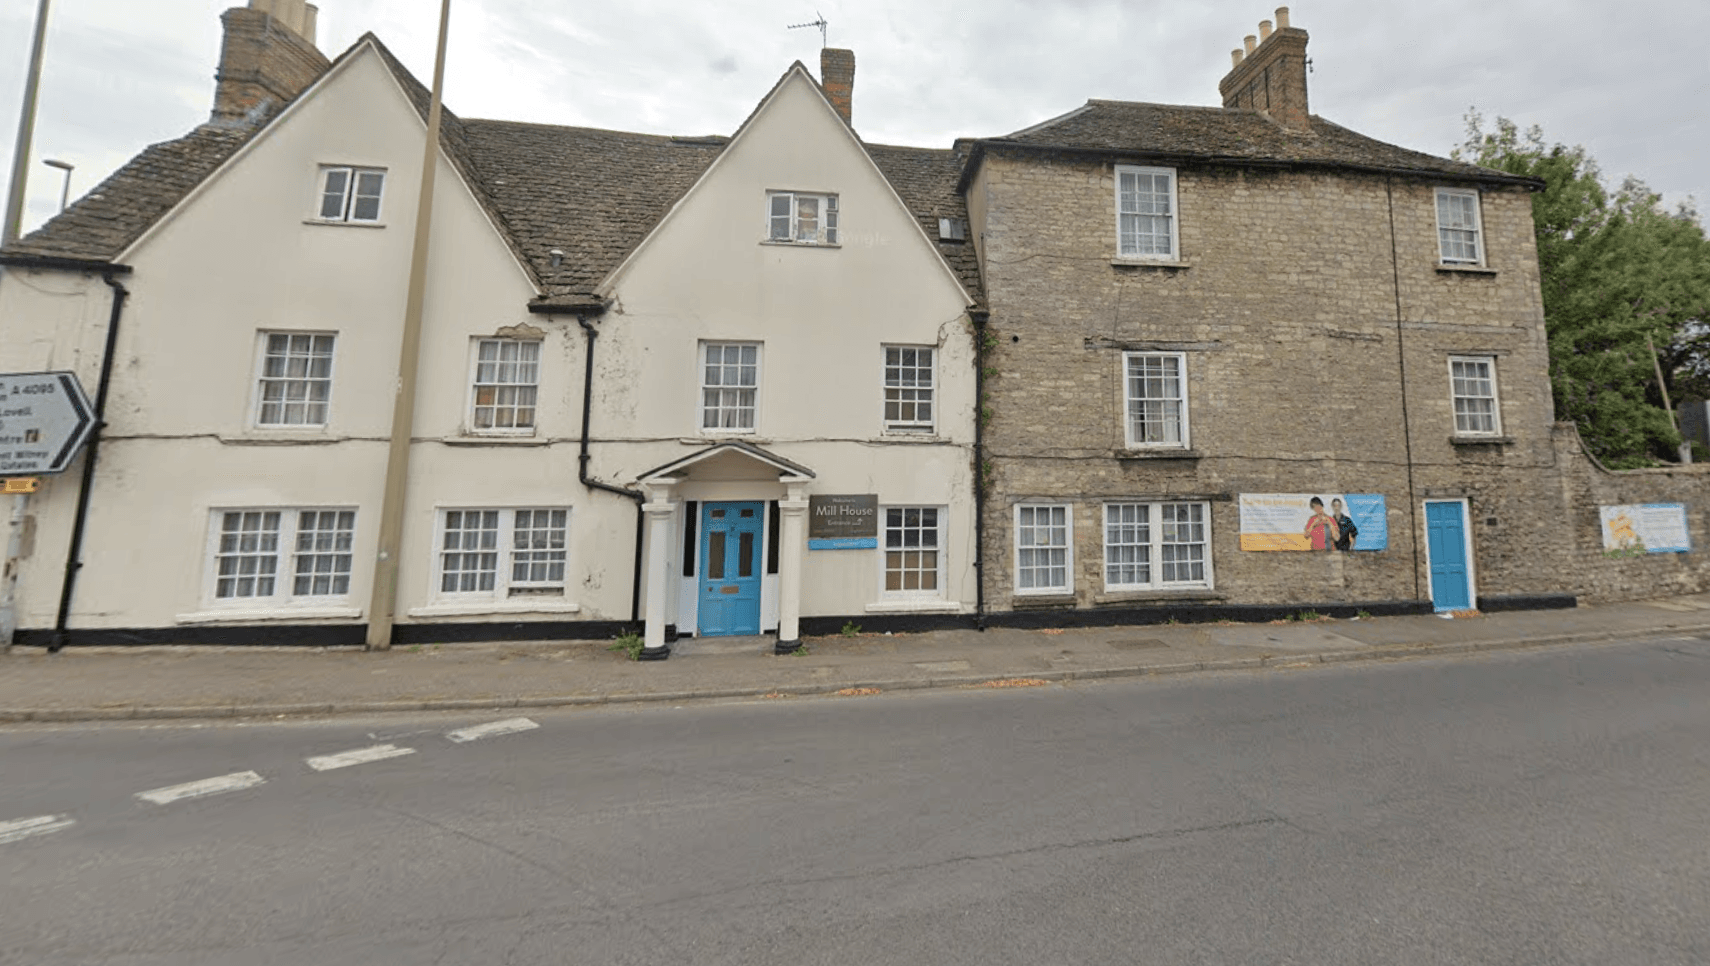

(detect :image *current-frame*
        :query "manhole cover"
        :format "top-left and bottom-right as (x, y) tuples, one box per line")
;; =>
(1109, 638), (1169, 650)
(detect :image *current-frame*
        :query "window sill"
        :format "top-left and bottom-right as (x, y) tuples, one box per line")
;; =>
(1111, 258), (1191, 270)
(441, 435), (549, 446)
(303, 219), (387, 229)
(1450, 434), (1513, 446)
(759, 240), (840, 249)
(1093, 588), (1223, 605)
(879, 432), (945, 442)
(222, 431), (340, 445)
(865, 599), (963, 614)
(683, 434), (765, 444)
(1436, 263), (1496, 276)
(177, 606), (363, 624)
(1011, 593), (1076, 609)
(1115, 448), (1200, 461)
(406, 600), (581, 618)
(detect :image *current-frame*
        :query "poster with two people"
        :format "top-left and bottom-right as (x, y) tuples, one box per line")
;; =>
(1239, 493), (1389, 552)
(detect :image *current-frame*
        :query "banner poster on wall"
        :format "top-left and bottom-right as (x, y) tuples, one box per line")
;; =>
(1239, 493), (1389, 552)
(1599, 503), (1691, 553)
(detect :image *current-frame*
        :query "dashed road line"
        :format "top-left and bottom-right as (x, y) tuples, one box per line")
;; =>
(446, 717), (540, 743)
(135, 770), (266, 805)
(0, 814), (75, 845)
(305, 743), (416, 772)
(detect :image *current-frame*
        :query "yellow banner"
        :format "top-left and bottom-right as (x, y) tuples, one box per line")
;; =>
(1240, 532), (1310, 552)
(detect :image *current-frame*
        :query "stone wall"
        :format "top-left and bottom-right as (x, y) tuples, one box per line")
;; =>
(970, 148), (1623, 614)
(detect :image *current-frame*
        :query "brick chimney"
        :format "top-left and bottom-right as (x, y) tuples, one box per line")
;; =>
(212, 0), (331, 124)
(820, 48), (855, 124)
(1218, 7), (1310, 133)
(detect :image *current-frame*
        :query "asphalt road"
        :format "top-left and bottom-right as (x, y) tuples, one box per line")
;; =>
(4, 636), (1709, 965)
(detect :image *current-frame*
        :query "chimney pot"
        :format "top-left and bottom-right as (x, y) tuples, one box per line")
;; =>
(1243, 34), (1257, 54)
(212, 2), (330, 123)
(1231, 49), (1244, 67)
(1219, 11), (1310, 132)
(820, 48), (856, 125)
(1259, 19), (1273, 41)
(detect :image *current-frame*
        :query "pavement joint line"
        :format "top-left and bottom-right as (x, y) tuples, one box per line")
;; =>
(0, 814), (76, 845)
(135, 770), (265, 805)
(446, 718), (539, 743)
(305, 744), (416, 772)
(7, 623), (1710, 724)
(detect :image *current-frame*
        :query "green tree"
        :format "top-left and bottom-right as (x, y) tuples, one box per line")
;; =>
(1455, 113), (1710, 468)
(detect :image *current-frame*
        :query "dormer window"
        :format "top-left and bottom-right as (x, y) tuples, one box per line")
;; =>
(767, 191), (838, 245)
(318, 166), (386, 223)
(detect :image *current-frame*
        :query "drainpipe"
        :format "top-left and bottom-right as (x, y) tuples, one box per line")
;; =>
(575, 315), (650, 645)
(971, 308), (990, 630)
(49, 271), (127, 651)
(1385, 178), (1423, 603)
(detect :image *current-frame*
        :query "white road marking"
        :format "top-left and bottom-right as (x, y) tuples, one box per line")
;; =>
(0, 814), (76, 845)
(446, 717), (540, 743)
(305, 744), (416, 772)
(135, 770), (265, 805)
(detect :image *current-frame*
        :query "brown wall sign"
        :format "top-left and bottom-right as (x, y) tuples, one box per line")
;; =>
(808, 494), (878, 549)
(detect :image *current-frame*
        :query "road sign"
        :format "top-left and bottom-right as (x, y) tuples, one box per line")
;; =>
(0, 371), (95, 476)
(1, 477), (39, 493)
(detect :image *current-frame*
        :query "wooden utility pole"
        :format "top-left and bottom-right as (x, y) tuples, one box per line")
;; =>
(367, 0), (452, 650)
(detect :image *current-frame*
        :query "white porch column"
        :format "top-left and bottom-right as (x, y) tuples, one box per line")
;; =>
(774, 475), (811, 654)
(640, 479), (677, 660)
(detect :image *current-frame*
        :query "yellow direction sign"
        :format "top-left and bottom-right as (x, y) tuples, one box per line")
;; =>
(0, 478), (39, 493)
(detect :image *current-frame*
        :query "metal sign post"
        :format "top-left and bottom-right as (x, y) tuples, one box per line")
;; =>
(0, 370), (96, 647)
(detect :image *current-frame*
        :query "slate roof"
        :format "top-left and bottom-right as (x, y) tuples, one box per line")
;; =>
(0, 34), (984, 309)
(966, 99), (1539, 189)
(0, 125), (255, 266)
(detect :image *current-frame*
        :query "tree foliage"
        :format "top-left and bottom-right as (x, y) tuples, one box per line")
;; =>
(1454, 113), (1710, 468)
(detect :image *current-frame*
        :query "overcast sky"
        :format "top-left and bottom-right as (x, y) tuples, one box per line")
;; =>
(2, 0), (1705, 235)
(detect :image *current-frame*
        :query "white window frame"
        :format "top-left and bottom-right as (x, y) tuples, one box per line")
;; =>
(1449, 355), (1502, 436)
(252, 331), (336, 429)
(467, 337), (542, 436)
(765, 190), (840, 246)
(880, 505), (946, 600)
(1435, 187), (1484, 265)
(1014, 503), (1073, 595)
(1115, 164), (1178, 260)
(433, 507), (570, 600)
(882, 345), (936, 434)
(1103, 501), (1214, 592)
(316, 165), (386, 223)
(203, 507), (358, 608)
(698, 341), (761, 435)
(1123, 351), (1189, 449)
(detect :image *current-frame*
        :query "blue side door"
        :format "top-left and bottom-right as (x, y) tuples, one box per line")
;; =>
(1425, 500), (1472, 611)
(698, 501), (764, 636)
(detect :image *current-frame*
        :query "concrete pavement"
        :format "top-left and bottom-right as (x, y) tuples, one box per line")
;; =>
(6, 594), (1710, 723)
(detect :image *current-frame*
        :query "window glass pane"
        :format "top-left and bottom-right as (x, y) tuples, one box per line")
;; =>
(885, 506), (942, 596)
(707, 531), (726, 579)
(738, 532), (755, 578)
(319, 168), (349, 219)
(257, 333), (335, 427)
(471, 339), (540, 432)
(1126, 354), (1185, 445)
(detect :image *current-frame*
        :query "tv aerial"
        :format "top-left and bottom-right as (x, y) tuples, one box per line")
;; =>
(787, 11), (828, 47)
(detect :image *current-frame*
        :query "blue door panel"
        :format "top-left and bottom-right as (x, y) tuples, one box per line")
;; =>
(698, 501), (764, 636)
(1426, 501), (1471, 611)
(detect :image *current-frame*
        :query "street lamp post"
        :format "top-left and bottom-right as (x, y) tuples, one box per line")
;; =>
(3, 0), (53, 246)
(42, 159), (71, 212)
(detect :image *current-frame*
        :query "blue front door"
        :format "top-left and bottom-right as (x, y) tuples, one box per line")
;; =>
(1425, 501), (1472, 611)
(698, 501), (764, 636)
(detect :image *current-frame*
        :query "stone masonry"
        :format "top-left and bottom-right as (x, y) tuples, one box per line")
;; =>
(971, 150), (1568, 614)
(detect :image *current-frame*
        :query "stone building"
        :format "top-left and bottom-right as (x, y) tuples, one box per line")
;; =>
(962, 8), (1710, 620)
(5, 3), (1710, 651)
